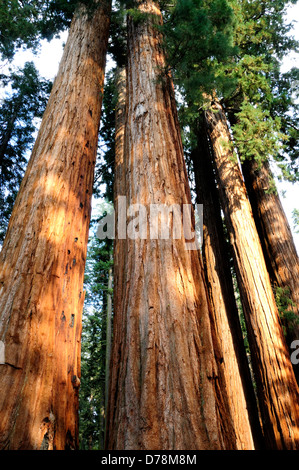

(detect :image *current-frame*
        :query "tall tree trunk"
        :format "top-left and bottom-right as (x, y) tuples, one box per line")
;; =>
(105, 1), (237, 450)
(105, 253), (113, 414)
(241, 157), (299, 382)
(191, 116), (263, 450)
(0, 108), (19, 167)
(204, 98), (299, 449)
(112, 66), (127, 368)
(0, 2), (111, 450)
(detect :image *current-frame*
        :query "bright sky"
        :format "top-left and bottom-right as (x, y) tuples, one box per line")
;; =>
(2, 3), (299, 250)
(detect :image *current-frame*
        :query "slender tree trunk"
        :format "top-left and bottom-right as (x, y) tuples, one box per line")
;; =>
(242, 157), (299, 382)
(105, 254), (113, 414)
(105, 1), (237, 450)
(99, 395), (105, 450)
(204, 98), (299, 449)
(191, 116), (263, 450)
(0, 2), (111, 450)
(112, 66), (127, 364)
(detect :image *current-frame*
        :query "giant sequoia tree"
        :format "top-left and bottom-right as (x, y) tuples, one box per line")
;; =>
(241, 157), (299, 383)
(162, 0), (299, 449)
(0, 1), (111, 449)
(204, 98), (299, 449)
(1, 0), (299, 452)
(105, 0), (238, 450)
(222, 1), (299, 381)
(190, 117), (262, 450)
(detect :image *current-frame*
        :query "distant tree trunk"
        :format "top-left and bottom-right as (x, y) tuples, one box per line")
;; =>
(105, 1), (237, 450)
(103, 65), (126, 448)
(112, 66), (127, 365)
(204, 98), (299, 450)
(105, 254), (113, 414)
(0, 2), (111, 450)
(98, 395), (105, 450)
(241, 157), (299, 383)
(191, 116), (263, 450)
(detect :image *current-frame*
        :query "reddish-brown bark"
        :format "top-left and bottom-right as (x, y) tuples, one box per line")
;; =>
(105, 1), (237, 451)
(205, 98), (299, 449)
(242, 157), (299, 383)
(191, 116), (263, 450)
(0, 2), (111, 450)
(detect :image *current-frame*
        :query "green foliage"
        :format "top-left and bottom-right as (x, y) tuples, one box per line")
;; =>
(268, 66), (299, 181)
(126, 7), (150, 24)
(84, 233), (113, 307)
(274, 285), (298, 335)
(94, 68), (118, 202)
(0, 0), (69, 59)
(292, 208), (299, 234)
(79, 232), (113, 449)
(0, 0), (39, 59)
(224, 0), (299, 179)
(163, 0), (299, 181)
(230, 99), (286, 164)
(162, 0), (237, 104)
(108, 6), (127, 67)
(0, 61), (51, 242)
(0, 0), (101, 60)
(235, 0), (298, 59)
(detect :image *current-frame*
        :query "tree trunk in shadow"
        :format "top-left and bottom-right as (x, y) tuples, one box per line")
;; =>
(191, 115), (264, 450)
(0, 2), (111, 450)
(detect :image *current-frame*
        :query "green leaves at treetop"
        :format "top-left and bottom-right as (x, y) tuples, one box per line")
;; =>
(0, 0), (101, 60)
(230, 99), (286, 167)
(226, 0), (299, 178)
(162, 0), (237, 103)
(80, 233), (113, 449)
(163, 0), (299, 181)
(235, 0), (298, 59)
(0, 0), (67, 59)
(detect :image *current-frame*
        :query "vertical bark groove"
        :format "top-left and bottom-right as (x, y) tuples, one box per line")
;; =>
(242, 158), (299, 382)
(106, 1), (237, 450)
(191, 116), (263, 449)
(0, 2), (111, 450)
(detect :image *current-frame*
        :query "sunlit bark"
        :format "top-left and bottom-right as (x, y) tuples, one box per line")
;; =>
(242, 157), (299, 383)
(0, 2), (111, 450)
(191, 116), (263, 450)
(205, 98), (299, 449)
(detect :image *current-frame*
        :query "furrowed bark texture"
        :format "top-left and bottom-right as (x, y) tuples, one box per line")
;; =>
(0, 3), (111, 450)
(105, 1), (237, 451)
(112, 67), (127, 363)
(242, 158), (299, 383)
(191, 118), (262, 450)
(205, 99), (299, 450)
